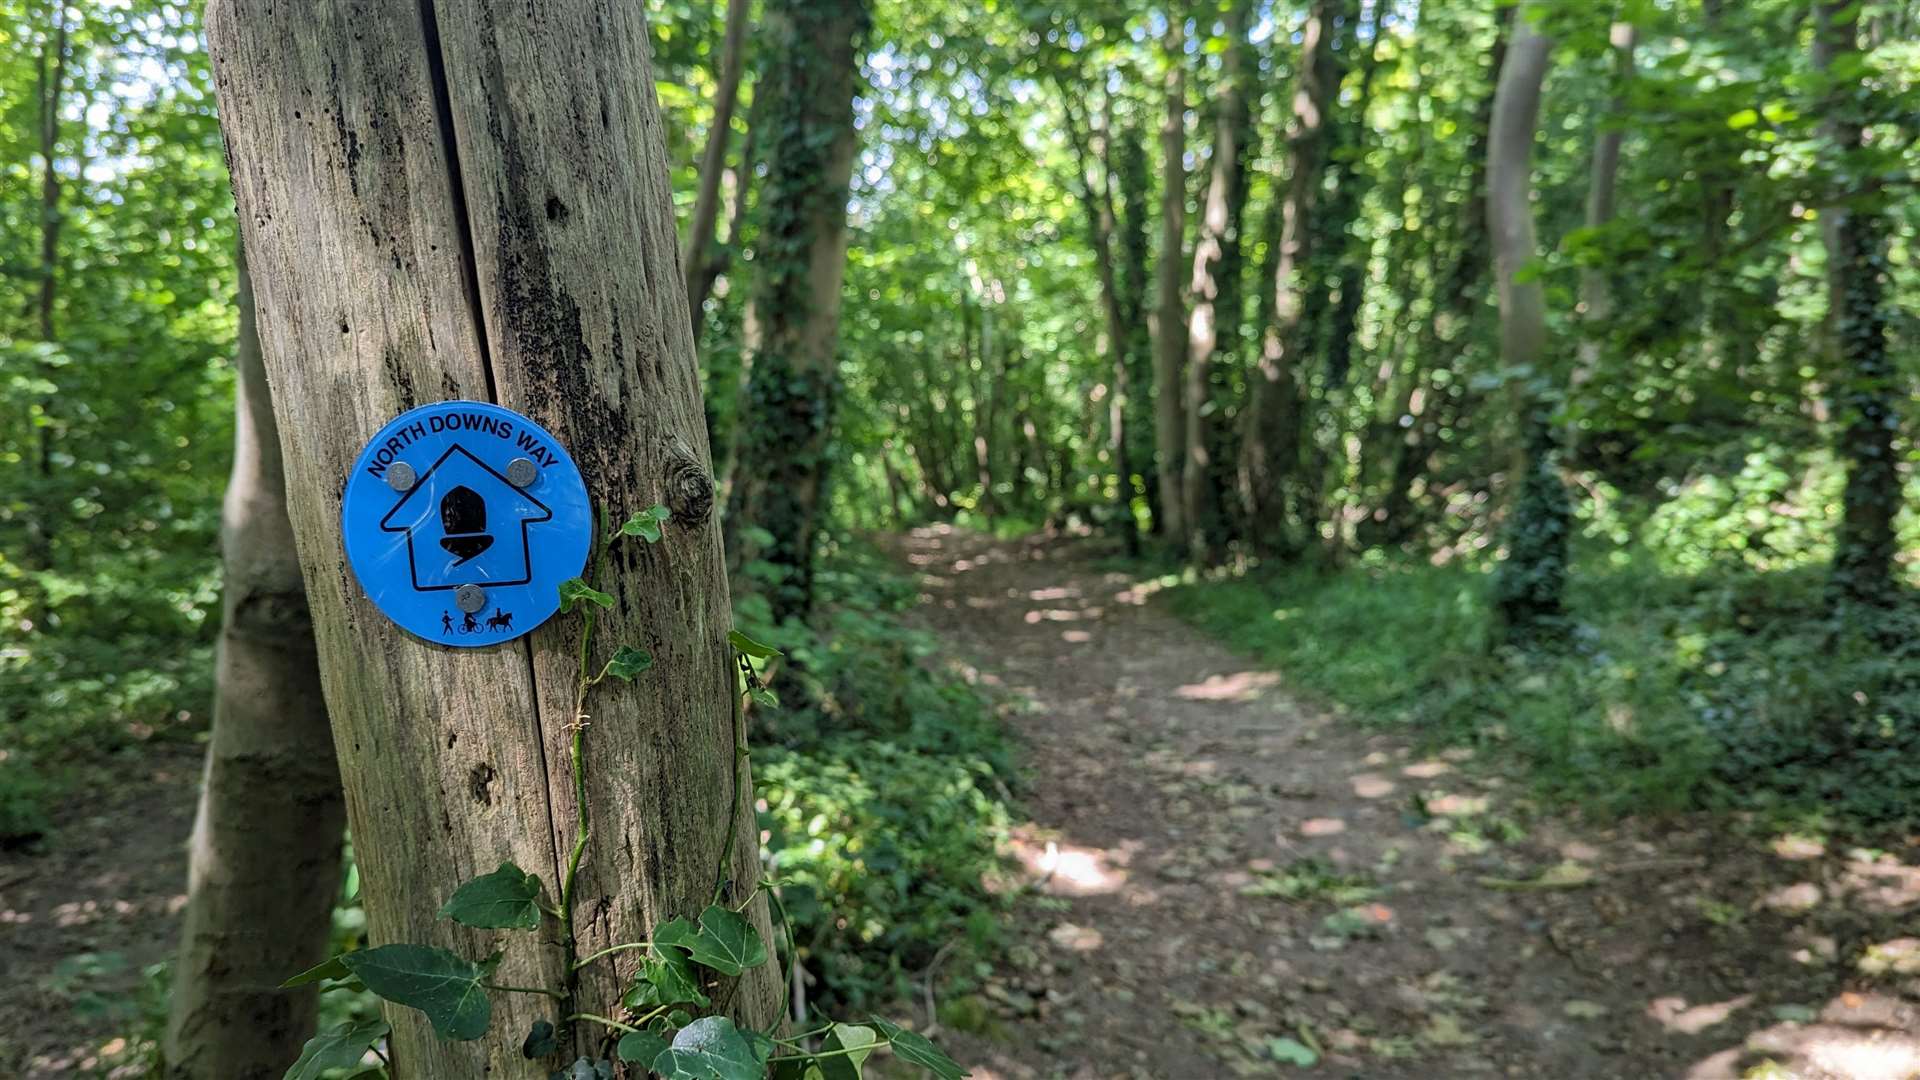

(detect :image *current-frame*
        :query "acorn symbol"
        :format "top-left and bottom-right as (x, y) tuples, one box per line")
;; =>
(438, 485), (494, 564)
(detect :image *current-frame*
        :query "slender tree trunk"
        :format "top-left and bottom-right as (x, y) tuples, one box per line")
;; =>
(1183, 0), (1254, 562)
(206, 1), (781, 1072)
(1573, 20), (1634, 385)
(683, 0), (752, 325)
(1115, 124), (1155, 531)
(1154, 15), (1188, 543)
(164, 244), (345, 1080)
(1061, 88), (1140, 555)
(1487, 11), (1568, 639)
(1239, 0), (1341, 554)
(1815, 0), (1899, 604)
(26, 6), (70, 583)
(726, 0), (867, 623)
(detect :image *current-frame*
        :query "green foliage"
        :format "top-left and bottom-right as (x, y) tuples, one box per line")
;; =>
(337, 945), (495, 1041)
(285, 1019), (390, 1080)
(655, 905), (769, 977)
(1167, 543), (1920, 825)
(437, 862), (546, 931)
(605, 645), (656, 682)
(558, 577), (615, 613)
(740, 539), (1016, 1012)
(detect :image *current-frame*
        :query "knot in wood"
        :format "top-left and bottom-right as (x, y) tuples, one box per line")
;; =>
(667, 453), (715, 527)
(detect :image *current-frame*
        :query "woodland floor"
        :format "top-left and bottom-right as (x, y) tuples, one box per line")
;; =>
(893, 526), (1920, 1080)
(8, 531), (1920, 1078)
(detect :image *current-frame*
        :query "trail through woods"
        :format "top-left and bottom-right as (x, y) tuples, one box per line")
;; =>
(896, 527), (1920, 1080)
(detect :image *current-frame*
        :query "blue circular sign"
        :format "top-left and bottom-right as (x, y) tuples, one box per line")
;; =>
(342, 400), (591, 647)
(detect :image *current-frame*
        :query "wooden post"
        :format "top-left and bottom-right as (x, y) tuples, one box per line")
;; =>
(205, 2), (779, 1074)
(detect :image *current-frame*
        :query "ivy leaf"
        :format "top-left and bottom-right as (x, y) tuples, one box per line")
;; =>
(649, 1016), (767, 1080)
(1265, 1037), (1318, 1066)
(283, 1019), (389, 1080)
(439, 862), (545, 930)
(522, 1019), (558, 1059)
(622, 947), (710, 1010)
(749, 685), (780, 709)
(559, 578), (614, 613)
(655, 905), (768, 976)
(621, 504), (672, 542)
(727, 629), (782, 659)
(280, 954), (350, 989)
(339, 944), (493, 1041)
(616, 1029), (670, 1065)
(868, 1016), (967, 1080)
(605, 645), (655, 682)
(816, 1023), (878, 1080)
(551, 1058), (614, 1080)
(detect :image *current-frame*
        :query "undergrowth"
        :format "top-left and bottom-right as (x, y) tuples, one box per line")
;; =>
(1163, 549), (1920, 829)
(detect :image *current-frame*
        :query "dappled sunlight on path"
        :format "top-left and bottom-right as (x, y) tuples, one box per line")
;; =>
(889, 527), (1920, 1080)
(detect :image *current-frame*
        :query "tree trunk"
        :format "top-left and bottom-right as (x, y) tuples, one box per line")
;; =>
(1115, 123), (1155, 531)
(1573, 20), (1634, 385)
(1183, 0), (1254, 562)
(1153, 16), (1188, 543)
(206, 1), (781, 1073)
(1061, 87), (1140, 555)
(1487, 11), (1568, 638)
(25, 5), (70, 585)
(683, 0), (752, 326)
(164, 244), (346, 1080)
(1815, 0), (1899, 605)
(1239, 0), (1340, 553)
(726, 0), (867, 624)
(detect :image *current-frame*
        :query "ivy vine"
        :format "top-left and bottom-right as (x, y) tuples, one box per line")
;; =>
(283, 505), (964, 1080)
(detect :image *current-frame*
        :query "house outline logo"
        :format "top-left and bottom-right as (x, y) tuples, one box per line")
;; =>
(378, 443), (553, 592)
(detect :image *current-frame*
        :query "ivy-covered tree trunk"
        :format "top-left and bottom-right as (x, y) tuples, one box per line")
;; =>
(1153, 15), (1188, 543)
(1573, 21), (1633, 386)
(1487, 11), (1569, 639)
(1815, 0), (1900, 607)
(725, 0), (867, 623)
(1114, 126), (1155, 531)
(1239, 0), (1340, 554)
(163, 245), (345, 1080)
(1183, 0), (1254, 563)
(206, 1), (781, 1074)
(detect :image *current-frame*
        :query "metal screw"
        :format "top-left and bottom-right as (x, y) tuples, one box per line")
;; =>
(386, 462), (417, 492)
(506, 457), (538, 488)
(455, 584), (486, 613)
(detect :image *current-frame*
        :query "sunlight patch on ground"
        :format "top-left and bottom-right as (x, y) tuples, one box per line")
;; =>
(1173, 670), (1280, 701)
(1402, 759), (1452, 778)
(1061, 630), (1092, 643)
(1301, 817), (1347, 837)
(1350, 773), (1395, 798)
(1006, 835), (1129, 896)
(1648, 994), (1754, 1034)
(1026, 586), (1078, 601)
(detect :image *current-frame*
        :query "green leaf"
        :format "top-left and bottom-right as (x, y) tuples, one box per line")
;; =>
(522, 1019), (558, 1059)
(280, 954), (351, 989)
(749, 686), (780, 709)
(1726, 107), (1760, 130)
(1265, 1036), (1318, 1066)
(655, 905), (768, 976)
(616, 1030), (670, 1065)
(621, 504), (672, 542)
(339, 944), (493, 1041)
(559, 578), (614, 613)
(650, 1016), (767, 1080)
(622, 947), (710, 1010)
(816, 1023), (878, 1080)
(439, 862), (545, 930)
(868, 1016), (967, 1080)
(727, 629), (782, 659)
(605, 645), (655, 681)
(283, 1019), (390, 1080)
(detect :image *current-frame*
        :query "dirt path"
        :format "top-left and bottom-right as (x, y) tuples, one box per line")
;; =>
(896, 526), (1920, 1080)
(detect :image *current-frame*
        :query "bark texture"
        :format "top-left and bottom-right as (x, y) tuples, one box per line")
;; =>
(1815, 0), (1899, 605)
(1153, 16), (1187, 542)
(1487, 11), (1568, 637)
(725, 0), (867, 623)
(1183, 0), (1255, 561)
(1573, 21), (1634, 385)
(683, 0), (752, 325)
(205, 1), (780, 1073)
(1239, 0), (1340, 553)
(163, 245), (345, 1080)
